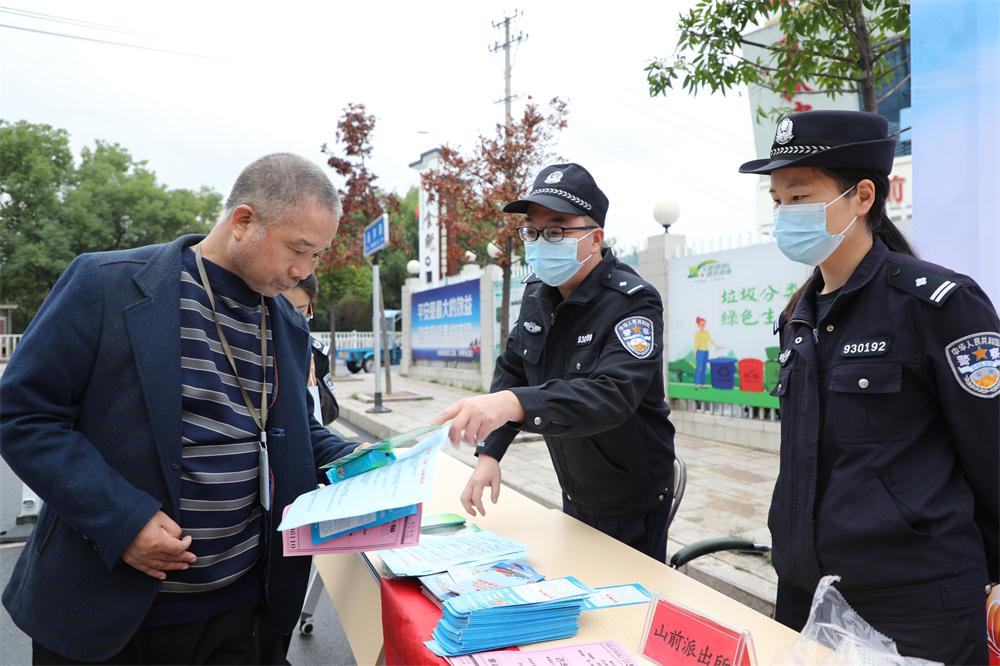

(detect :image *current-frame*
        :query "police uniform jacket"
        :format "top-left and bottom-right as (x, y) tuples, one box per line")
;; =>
(310, 335), (340, 424)
(771, 238), (999, 601)
(478, 249), (676, 518)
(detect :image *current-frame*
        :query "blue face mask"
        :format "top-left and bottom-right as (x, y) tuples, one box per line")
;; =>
(524, 230), (597, 287)
(773, 186), (859, 266)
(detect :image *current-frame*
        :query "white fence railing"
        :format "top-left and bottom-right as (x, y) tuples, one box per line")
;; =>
(313, 331), (402, 350)
(1, 334), (21, 361)
(0, 332), (402, 364)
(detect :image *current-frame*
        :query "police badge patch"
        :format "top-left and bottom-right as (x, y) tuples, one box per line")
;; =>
(945, 331), (1000, 399)
(615, 316), (654, 359)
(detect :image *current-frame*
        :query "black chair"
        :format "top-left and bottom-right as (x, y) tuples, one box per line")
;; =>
(666, 453), (772, 569)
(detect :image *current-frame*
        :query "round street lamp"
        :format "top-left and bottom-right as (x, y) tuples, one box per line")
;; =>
(653, 200), (680, 233)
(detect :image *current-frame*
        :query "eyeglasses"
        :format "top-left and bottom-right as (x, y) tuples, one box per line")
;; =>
(517, 225), (599, 243)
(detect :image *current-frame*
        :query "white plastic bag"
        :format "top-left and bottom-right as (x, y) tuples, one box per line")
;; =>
(771, 575), (942, 666)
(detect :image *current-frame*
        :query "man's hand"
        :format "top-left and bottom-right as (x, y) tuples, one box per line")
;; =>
(460, 454), (501, 517)
(432, 390), (525, 447)
(122, 510), (197, 580)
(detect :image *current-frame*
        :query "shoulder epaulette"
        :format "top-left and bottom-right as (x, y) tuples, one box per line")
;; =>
(887, 261), (963, 307)
(311, 336), (330, 355)
(603, 269), (646, 296)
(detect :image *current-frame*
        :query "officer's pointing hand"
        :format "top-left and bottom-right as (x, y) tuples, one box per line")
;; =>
(432, 390), (526, 447)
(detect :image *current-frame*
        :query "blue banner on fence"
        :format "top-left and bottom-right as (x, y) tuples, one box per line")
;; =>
(411, 280), (481, 361)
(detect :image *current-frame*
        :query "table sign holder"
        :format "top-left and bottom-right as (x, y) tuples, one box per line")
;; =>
(639, 594), (756, 666)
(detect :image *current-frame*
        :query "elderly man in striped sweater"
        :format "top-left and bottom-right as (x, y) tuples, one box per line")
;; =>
(1, 153), (362, 664)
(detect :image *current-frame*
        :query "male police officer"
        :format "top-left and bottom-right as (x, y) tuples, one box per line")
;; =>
(434, 163), (676, 562)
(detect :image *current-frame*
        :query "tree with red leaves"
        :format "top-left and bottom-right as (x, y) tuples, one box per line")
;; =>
(421, 97), (568, 352)
(319, 103), (408, 375)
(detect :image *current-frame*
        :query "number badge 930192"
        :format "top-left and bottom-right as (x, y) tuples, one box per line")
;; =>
(840, 337), (890, 358)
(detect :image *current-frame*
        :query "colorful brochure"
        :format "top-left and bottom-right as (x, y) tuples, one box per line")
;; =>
(378, 530), (526, 577)
(581, 583), (652, 611)
(281, 504), (421, 556)
(311, 504), (418, 543)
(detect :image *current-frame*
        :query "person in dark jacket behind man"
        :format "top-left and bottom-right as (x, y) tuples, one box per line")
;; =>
(740, 110), (999, 664)
(281, 274), (340, 425)
(433, 163), (676, 562)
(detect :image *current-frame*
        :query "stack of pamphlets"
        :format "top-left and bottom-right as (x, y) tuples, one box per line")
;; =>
(378, 530), (527, 577)
(425, 577), (593, 657)
(420, 559), (545, 607)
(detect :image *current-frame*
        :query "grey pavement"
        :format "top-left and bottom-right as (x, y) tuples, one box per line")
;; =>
(335, 367), (780, 616)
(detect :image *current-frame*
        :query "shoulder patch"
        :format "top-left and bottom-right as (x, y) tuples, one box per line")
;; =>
(888, 262), (963, 307)
(614, 316), (655, 359)
(944, 332), (1000, 398)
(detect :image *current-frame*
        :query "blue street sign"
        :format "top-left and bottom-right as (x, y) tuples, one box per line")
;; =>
(363, 214), (389, 257)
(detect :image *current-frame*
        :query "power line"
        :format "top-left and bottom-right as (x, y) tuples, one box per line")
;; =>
(0, 22), (225, 60)
(0, 5), (143, 36)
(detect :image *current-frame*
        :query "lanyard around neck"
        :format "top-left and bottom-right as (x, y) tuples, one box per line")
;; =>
(194, 244), (268, 435)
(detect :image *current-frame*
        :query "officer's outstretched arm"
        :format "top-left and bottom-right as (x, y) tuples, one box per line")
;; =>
(929, 283), (1000, 582)
(476, 330), (533, 462)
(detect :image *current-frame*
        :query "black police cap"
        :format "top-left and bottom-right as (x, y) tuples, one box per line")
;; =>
(503, 163), (610, 227)
(739, 110), (897, 175)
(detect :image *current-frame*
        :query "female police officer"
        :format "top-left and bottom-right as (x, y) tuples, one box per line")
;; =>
(740, 110), (998, 664)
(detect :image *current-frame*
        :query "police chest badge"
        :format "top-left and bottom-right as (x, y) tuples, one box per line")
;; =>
(615, 316), (654, 359)
(523, 320), (542, 334)
(945, 331), (1000, 398)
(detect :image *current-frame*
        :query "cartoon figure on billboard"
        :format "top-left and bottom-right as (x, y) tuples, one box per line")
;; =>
(693, 316), (720, 388)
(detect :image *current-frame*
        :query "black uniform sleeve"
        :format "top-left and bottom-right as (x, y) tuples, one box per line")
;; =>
(927, 282), (1000, 581)
(510, 289), (663, 439)
(477, 331), (531, 462)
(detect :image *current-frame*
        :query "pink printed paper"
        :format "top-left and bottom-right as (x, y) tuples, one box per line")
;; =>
(282, 504), (422, 556)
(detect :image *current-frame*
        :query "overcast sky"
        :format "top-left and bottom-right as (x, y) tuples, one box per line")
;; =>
(1, 1), (764, 253)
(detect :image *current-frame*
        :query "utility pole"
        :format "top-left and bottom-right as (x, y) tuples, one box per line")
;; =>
(490, 11), (526, 353)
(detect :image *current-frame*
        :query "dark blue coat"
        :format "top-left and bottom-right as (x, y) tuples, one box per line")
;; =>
(770, 238), (999, 604)
(0, 235), (356, 661)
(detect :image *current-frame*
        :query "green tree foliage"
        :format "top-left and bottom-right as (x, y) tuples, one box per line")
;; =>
(0, 120), (222, 330)
(645, 0), (910, 115)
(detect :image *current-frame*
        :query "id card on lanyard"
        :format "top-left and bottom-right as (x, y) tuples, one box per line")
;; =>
(195, 245), (272, 511)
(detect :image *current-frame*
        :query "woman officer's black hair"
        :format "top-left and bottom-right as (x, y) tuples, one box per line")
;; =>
(297, 274), (319, 305)
(781, 167), (917, 320)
